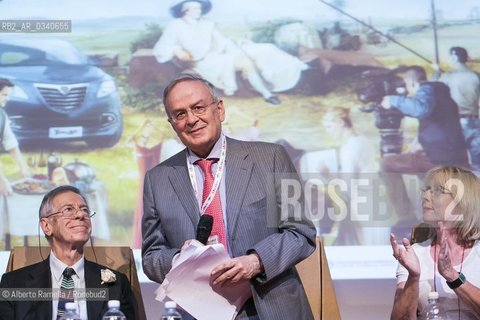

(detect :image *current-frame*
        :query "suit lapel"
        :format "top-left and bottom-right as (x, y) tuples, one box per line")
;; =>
(167, 140), (254, 242)
(24, 259), (52, 319)
(85, 260), (106, 320)
(168, 150), (202, 227)
(225, 138), (253, 241)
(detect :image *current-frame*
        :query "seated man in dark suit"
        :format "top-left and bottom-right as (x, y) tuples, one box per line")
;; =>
(0, 185), (135, 320)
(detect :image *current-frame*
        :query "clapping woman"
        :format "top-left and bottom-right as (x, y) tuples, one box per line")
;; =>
(390, 166), (480, 319)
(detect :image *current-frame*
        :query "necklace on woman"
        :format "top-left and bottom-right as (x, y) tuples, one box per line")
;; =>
(433, 239), (465, 320)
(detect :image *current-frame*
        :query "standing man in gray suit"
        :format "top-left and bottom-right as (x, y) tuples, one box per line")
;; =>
(142, 74), (316, 319)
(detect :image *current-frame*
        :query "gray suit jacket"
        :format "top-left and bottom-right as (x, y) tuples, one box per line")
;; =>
(142, 137), (316, 319)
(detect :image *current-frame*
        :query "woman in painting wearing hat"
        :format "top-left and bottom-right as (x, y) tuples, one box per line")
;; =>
(154, 0), (308, 105)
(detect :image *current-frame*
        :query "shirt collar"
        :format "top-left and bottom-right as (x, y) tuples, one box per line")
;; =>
(49, 250), (85, 283)
(187, 134), (223, 164)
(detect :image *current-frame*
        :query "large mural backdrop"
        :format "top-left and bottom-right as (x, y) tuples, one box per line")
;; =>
(1, 0), (479, 265)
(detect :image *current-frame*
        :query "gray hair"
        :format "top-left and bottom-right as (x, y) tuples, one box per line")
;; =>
(39, 185), (88, 218)
(162, 73), (219, 117)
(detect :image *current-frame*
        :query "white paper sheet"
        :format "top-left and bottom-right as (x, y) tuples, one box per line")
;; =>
(155, 240), (252, 320)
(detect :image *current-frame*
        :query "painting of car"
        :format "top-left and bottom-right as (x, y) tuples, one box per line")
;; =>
(0, 35), (123, 148)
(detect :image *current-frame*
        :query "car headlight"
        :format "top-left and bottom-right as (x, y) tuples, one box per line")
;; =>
(97, 79), (116, 98)
(11, 85), (29, 100)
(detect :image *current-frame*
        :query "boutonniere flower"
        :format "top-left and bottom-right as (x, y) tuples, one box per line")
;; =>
(101, 269), (116, 285)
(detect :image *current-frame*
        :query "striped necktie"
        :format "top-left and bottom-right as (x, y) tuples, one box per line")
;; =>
(57, 267), (76, 319)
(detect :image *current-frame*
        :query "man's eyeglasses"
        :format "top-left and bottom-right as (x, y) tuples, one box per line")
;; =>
(44, 205), (96, 219)
(169, 101), (217, 123)
(421, 185), (452, 196)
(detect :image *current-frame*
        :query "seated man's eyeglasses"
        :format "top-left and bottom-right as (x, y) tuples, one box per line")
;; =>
(44, 205), (96, 219)
(170, 101), (217, 123)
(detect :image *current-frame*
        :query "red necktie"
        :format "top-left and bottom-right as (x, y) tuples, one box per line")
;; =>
(196, 159), (227, 247)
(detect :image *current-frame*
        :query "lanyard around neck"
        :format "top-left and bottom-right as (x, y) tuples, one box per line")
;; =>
(187, 134), (227, 214)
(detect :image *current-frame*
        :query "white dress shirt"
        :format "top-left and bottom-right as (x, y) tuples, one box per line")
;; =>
(49, 251), (87, 320)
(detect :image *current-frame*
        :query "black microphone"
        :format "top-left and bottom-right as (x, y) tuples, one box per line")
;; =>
(196, 214), (213, 245)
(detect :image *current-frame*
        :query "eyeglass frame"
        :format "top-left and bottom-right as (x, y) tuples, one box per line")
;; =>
(43, 205), (96, 220)
(421, 185), (452, 196)
(168, 100), (218, 124)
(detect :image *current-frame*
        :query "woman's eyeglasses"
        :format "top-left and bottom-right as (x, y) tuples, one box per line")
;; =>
(421, 185), (452, 196)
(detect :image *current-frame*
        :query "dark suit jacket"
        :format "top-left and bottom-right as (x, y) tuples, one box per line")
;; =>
(0, 257), (135, 320)
(142, 137), (316, 319)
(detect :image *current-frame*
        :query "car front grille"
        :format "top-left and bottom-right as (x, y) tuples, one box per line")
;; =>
(35, 83), (88, 111)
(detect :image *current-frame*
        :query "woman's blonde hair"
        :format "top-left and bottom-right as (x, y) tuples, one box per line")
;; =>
(424, 166), (480, 244)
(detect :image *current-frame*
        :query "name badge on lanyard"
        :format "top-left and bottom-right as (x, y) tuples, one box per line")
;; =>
(187, 134), (227, 215)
